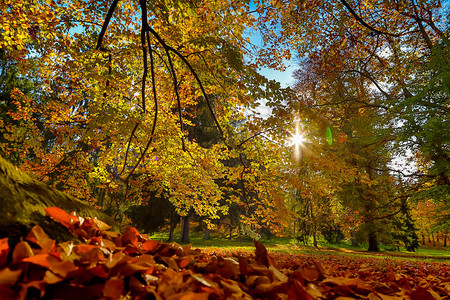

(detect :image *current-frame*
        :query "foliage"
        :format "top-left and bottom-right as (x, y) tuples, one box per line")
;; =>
(257, 0), (450, 250)
(0, 0), (292, 233)
(0, 0), (448, 253)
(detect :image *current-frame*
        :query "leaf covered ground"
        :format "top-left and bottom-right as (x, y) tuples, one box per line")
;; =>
(0, 208), (448, 299)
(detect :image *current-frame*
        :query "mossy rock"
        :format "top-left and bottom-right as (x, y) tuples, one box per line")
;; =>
(0, 154), (116, 246)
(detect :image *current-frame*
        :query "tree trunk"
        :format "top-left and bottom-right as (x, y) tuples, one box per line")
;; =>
(179, 215), (190, 244)
(203, 226), (211, 240)
(312, 230), (318, 248)
(367, 231), (380, 252)
(422, 234), (426, 245)
(444, 234), (447, 247)
(167, 210), (177, 242)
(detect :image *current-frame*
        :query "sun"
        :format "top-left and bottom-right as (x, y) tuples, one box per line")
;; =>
(291, 133), (306, 146)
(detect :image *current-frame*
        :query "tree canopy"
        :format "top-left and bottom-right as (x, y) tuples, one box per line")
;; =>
(0, 0), (448, 251)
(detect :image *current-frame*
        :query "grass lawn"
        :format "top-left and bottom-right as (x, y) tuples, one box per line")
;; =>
(150, 230), (450, 262)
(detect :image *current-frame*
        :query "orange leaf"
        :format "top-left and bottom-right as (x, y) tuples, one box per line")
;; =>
(179, 258), (192, 268)
(171, 292), (210, 300)
(26, 225), (55, 253)
(141, 240), (159, 252)
(45, 207), (78, 228)
(23, 253), (51, 269)
(0, 238), (9, 268)
(182, 243), (192, 256)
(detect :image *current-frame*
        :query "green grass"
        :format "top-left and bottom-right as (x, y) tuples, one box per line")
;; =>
(149, 230), (449, 262)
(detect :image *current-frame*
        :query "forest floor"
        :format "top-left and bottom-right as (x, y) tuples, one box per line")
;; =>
(1, 210), (448, 299)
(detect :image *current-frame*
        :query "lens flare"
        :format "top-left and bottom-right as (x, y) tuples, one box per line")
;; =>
(291, 133), (305, 146)
(291, 121), (306, 161)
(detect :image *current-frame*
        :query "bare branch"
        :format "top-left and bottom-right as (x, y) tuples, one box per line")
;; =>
(96, 0), (120, 50)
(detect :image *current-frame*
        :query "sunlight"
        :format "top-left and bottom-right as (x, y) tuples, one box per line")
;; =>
(291, 133), (306, 146)
(290, 120), (307, 146)
(290, 120), (307, 161)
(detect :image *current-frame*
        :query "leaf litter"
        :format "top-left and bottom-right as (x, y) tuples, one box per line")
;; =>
(0, 207), (448, 299)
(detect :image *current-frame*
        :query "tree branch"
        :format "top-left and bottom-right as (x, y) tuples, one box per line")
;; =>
(96, 0), (120, 50)
(339, 0), (399, 37)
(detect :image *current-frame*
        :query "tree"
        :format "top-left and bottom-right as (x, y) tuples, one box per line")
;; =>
(1, 0), (285, 224)
(255, 0), (448, 250)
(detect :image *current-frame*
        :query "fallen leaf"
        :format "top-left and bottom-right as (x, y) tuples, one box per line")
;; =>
(23, 253), (52, 269)
(122, 227), (140, 247)
(288, 279), (315, 300)
(103, 277), (124, 299)
(411, 287), (437, 300)
(26, 225), (55, 253)
(0, 268), (22, 285)
(301, 268), (320, 282)
(0, 237), (9, 267)
(48, 258), (78, 278)
(45, 207), (78, 228)
(12, 241), (34, 264)
(179, 257), (193, 268)
(92, 217), (111, 231)
(167, 292), (209, 300)
(141, 239), (159, 252)
(254, 240), (269, 266)
(269, 265), (288, 282)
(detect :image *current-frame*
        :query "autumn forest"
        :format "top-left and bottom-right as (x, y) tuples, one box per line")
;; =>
(0, 0), (449, 298)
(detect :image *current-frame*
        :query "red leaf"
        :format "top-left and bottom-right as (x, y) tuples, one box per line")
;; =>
(0, 285), (18, 300)
(122, 227), (140, 247)
(45, 207), (78, 228)
(411, 287), (435, 300)
(287, 279), (315, 300)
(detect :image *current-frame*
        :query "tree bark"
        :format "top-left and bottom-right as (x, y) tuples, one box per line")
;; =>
(204, 226), (211, 240)
(367, 231), (380, 252)
(167, 210), (177, 242)
(179, 215), (190, 244)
